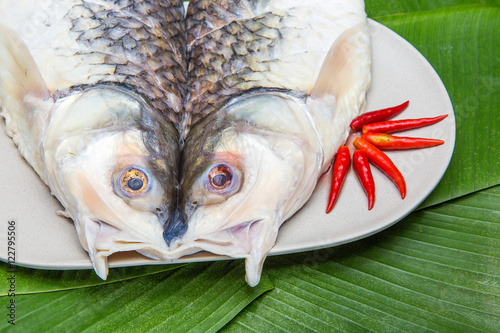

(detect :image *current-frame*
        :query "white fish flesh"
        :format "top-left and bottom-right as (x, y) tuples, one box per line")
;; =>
(0, 0), (186, 279)
(164, 0), (372, 286)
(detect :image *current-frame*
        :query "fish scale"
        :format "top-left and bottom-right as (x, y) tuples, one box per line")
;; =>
(1, 0), (186, 123)
(68, 0), (187, 122)
(183, 0), (365, 133)
(185, 0), (257, 43)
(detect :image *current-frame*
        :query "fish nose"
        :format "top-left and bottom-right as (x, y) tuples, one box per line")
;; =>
(163, 207), (188, 246)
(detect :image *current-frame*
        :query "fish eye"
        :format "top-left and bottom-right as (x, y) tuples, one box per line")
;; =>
(206, 164), (237, 193)
(115, 167), (150, 197)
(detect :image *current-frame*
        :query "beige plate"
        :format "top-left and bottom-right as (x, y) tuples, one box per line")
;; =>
(0, 20), (455, 271)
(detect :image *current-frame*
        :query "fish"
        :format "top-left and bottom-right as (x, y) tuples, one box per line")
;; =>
(0, 0), (186, 279)
(164, 0), (372, 286)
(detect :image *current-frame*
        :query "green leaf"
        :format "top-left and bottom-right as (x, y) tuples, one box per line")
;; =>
(374, 5), (500, 207)
(0, 261), (273, 332)
(0, 262), (185, 296)
(366, 0), (500, 18)
(222, 186), (500, 332)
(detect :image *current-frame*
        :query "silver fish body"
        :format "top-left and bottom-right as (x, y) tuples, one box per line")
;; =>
(0, 0), (186, 278)
(167, 0), (371, 286)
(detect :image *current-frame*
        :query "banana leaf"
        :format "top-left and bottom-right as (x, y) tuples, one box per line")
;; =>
(223, 185), (500, 332)
(1, 1), (499, 332)
(0, 261), (274, 332)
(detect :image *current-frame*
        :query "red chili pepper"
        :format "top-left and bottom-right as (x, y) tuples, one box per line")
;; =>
(350, 100), (409, 131)
(352, 150), (375, 210)
(362, 132), (445, 150)
(326, 146), (350, 213)
(362, 115), (448, 134)
(353, 138), (406, 199)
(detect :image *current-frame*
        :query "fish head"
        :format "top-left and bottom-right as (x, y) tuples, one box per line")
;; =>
(172, 92), (323, 286)
(43, 87), (179, 278)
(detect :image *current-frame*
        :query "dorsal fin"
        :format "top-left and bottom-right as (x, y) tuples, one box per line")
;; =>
(0, 24), (52, 178)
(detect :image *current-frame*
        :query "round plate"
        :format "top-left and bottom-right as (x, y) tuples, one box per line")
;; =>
(0, 20), (455, 271)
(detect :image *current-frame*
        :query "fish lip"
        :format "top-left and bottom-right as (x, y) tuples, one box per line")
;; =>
(189, 218), (265, 246)
(166, 218), (264, 250)
(85, 217), (173, 259)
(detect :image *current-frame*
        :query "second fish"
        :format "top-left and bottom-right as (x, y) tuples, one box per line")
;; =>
(165, 0), (372, 286)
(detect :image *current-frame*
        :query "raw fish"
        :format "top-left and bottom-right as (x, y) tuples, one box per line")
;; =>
(165, 0), (372, 286)
(0, 0), (186, 279)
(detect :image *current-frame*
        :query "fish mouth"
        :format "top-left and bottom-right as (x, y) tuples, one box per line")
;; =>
(196, 218), (273, 287)
(167, 218), (264, 249)
(165, 217), (272, 287)
(81, 217), (169, 279)
(159, 208), (281, 286)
